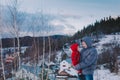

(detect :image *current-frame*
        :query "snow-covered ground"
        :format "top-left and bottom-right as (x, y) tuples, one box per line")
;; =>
(7, 68), (39, 80)
(7, 69), (120, 80)
(15, 68), (39, 80)
(94, 69), (120, 80)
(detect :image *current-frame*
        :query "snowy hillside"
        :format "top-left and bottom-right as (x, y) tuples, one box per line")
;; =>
(95, 34), (120, 54)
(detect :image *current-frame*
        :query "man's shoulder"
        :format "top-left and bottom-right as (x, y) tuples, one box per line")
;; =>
(81, 47), (97, 53)
(91, 47), (97, 50)
(89, 47), (97, 53)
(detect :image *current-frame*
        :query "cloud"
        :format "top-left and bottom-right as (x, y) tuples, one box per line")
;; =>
(0, 7), (99, 38)
(1, 1), (120, 38)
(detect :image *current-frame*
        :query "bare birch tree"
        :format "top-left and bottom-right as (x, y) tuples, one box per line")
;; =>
(8, 0), (21, 70)
(0, 4), (6, 80)
(0, 37), (6, 80)
(32, 17), (38, 80)
(41, 13), (45, 80)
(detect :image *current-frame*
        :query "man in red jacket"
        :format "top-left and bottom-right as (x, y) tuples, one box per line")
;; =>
(70, 43), (82, 74)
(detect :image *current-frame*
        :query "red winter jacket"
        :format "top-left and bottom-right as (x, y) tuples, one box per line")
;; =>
(70, 43), (82, 74)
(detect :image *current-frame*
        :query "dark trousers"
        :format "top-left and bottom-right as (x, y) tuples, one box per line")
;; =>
(78, 74), (93, 80)
(78, 74), (85, 80)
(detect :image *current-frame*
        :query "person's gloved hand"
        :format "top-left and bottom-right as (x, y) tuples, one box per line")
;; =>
(71, 64), (74, 67)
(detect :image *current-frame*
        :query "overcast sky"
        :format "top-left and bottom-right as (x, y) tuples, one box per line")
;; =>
(1, 0), (120, 36)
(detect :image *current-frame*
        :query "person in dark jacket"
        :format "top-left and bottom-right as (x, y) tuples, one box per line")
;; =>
(74, 37), (98, 80)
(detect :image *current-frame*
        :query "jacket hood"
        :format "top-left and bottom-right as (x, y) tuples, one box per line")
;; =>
(81, 36), (93, 48)
(70, 43), (79, 51)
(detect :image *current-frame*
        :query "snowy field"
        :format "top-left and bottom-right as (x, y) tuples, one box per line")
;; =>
(7, 69), (120, 80)
(94, 69), (120, 80)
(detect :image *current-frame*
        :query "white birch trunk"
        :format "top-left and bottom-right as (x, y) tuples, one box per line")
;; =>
(0, 4), (6, 80)
(42, 36), (45, 80)
(16, 34), (21, 70)
(0, 37), (6, 80)
(33, 38), (37, 80)
(8, 0), (21, 70)
(46, 36), (51, 80)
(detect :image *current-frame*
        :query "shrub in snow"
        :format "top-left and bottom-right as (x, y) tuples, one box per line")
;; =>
(97, 43), (120, 73)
